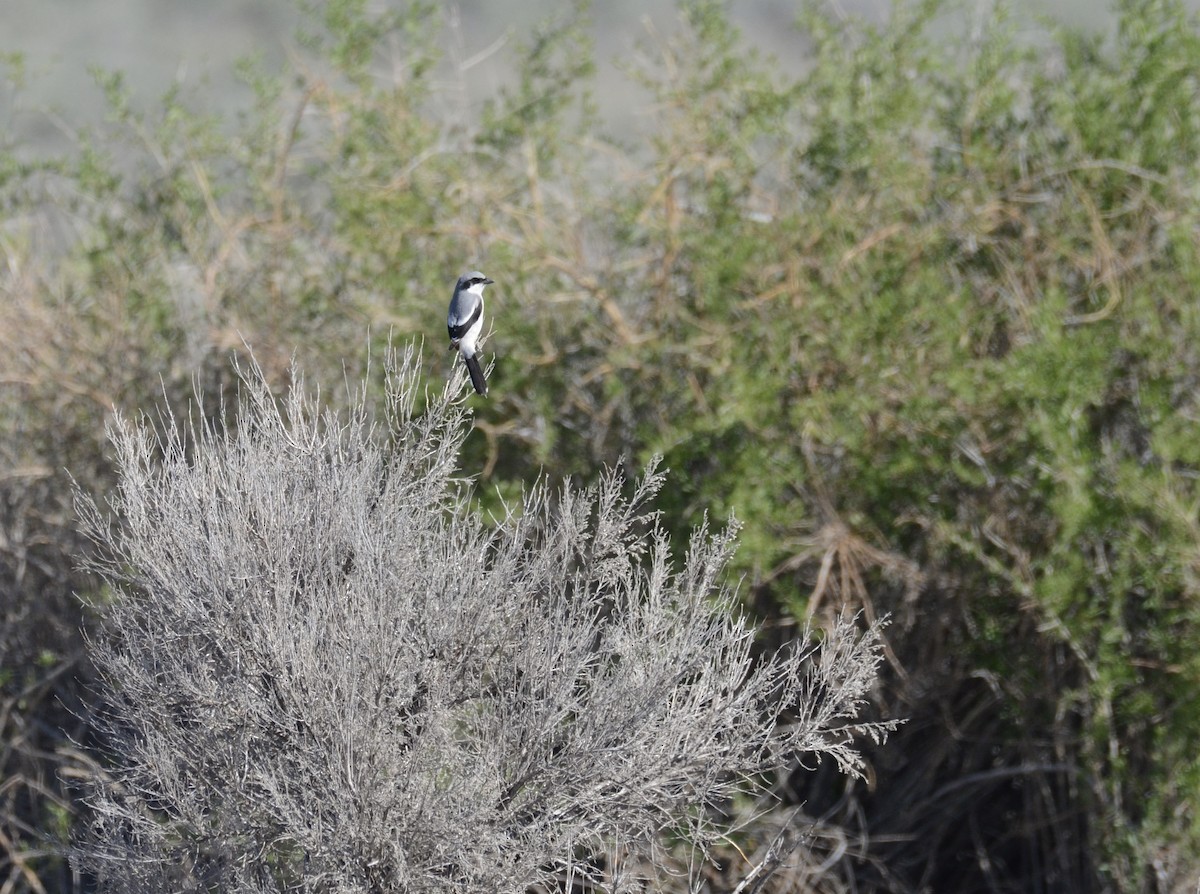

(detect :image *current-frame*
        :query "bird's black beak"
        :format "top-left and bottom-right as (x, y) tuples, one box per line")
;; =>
(483, 278), (494, 285)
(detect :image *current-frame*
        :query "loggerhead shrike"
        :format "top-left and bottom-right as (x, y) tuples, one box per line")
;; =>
(447, 271), (493, 396)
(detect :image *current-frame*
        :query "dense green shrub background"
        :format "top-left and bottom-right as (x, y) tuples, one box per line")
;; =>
(2, 0), (1199, 890)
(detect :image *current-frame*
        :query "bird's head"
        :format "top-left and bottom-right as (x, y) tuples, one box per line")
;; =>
(457, 271), (494, 294)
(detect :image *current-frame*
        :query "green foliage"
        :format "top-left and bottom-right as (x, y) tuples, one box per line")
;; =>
(598, 0), (1200, 888)
(479, 0), (595, 163)
(1060, 0), (1200, 182)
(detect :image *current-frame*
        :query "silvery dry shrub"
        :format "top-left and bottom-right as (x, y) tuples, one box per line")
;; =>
(75, 346), (894, 894)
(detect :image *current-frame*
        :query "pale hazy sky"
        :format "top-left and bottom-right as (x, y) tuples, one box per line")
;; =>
(0, 0), (1186, 151)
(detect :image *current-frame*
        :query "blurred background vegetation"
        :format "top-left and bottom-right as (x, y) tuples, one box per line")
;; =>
(3, 0), (1200, 891)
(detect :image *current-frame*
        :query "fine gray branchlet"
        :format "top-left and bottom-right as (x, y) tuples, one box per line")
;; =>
(74, 347), (895, 894)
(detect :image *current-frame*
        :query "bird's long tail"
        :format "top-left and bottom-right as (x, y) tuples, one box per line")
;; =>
(464, 354), (488, 396)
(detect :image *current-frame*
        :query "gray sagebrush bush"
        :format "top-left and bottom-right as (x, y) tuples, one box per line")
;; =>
(74, 346), (894, 894)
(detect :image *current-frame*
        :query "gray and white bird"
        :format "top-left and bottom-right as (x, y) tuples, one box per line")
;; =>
(447, 270), (493, 396)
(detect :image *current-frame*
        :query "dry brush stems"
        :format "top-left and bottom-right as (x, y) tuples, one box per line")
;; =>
(73, 345), (895, 894)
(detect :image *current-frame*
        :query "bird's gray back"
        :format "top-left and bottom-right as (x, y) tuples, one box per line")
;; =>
(448, 287), (482, 326)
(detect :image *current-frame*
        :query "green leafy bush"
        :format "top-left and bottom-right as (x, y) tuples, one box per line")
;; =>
(603, 1), (1200, 889)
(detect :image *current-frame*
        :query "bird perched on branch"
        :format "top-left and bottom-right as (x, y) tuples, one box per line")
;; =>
(447, 270), (493, 396)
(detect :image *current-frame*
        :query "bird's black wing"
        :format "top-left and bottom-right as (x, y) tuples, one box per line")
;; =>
(448, 301), (482, 341)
